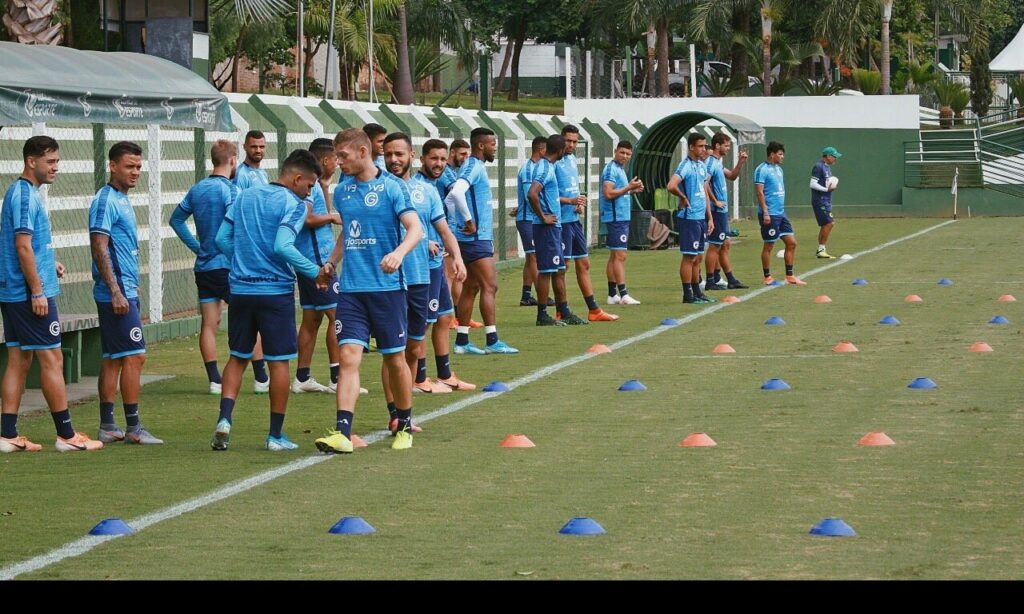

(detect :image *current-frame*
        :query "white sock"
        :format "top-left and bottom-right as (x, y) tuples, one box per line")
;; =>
(817, 244), (826, 252)
(484, 325), (497, 334)
(457, 326), (469, 335)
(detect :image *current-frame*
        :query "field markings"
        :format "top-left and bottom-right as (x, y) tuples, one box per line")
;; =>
(0, 219), (956, 580)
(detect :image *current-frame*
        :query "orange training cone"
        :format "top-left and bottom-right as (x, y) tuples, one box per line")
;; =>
(680, 432), (717, 447)
(969, 342), (994, 353)
(814, 295), (832, 304)
(998, 294), (1016, 302)
(905, 294), (923, 303)
(351, 434), (368, 448)
(587, 344), (611, 354)
(500, 434), (536, 448)
(858, 432), (895, 446)
(833, 342), (859, 353)
(722, 295), (740, 304)
(712, 344), (736, 354)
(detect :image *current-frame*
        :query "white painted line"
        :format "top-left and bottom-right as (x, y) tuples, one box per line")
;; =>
(0, 219), (955, 580)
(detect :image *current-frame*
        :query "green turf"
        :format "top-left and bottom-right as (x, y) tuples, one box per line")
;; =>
(3, 217), (1023, 579)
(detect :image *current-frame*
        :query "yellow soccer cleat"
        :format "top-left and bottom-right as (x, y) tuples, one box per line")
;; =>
(315, 429), (354, 454)
(391, 430), (413, 450)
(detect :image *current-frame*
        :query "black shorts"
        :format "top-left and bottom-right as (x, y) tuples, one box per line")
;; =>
(96, 298), (146, 359)
(228, 293), (297, 361)
(196, 269), (230, 304)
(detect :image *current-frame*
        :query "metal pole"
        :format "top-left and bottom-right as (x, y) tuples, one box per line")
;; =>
(368, 0), (375, 103)
(298, 1), (304, 97)
(585, 50), (592, 98)
(565, 47), (572, 99)
(625, 46), (632, 97)
(325, 0), (337, 99)
(689, 44), (697, 97)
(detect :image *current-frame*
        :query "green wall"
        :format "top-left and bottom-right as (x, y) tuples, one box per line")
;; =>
(902, 187), (1024, 217)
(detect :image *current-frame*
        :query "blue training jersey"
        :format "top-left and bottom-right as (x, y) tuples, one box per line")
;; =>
(335, 169), (418, 293)
(555, 153), (582, 224)
(294, 182), (336, 267)
(673, 157), (709, 220)
(400, 175), (434, 286)
(449, 156), (493, 242)
(0, 178), (58, 301)
(224, 182), (308, 296)
(234, 162), (268, 191)
(530, 158), (561, 227)
(89, 184), (140, 301)
(706, 155), (729, 210)
(412, 173), (448, 270)
(755, 162), (786, 216)
(374, 155), (387, 172)
(811, 160), (833, 207)
(437, 165), (458, 197)
(176, 175), (238, 272)
(516, 159), (536, 222)
(599, 160), (631, 224)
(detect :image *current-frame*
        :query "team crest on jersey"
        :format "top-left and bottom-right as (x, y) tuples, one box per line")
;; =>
(411, 188), (425, 204)
(130, 327), (143, 342)
(49, 321), (60, 337)
(429, 299), (439, 312)
(364, 192), (379, 207)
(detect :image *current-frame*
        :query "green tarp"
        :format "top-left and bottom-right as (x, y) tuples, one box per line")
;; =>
(0, 42), (234, 131)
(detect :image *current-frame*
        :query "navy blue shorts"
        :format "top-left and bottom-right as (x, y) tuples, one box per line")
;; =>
(460, 239), (494, 264)
(814, 203), (834, 227)
(678, 218), (707, 256)
(427, 266), (454, 323)
(406, 283), (430, 341)
(516, 220), (535, 254)
(605, 220), (630, 251)
(561, 221), (588, 259)
(228, 293), (297, 361)
(708, 210), (730, 246)
(760, 215), (794, 243)
(1, 299), (61, 350)
(96, 298), (146, 359)
(336, 290), (408, 355)
(297, 273), (340, 311)
(195, 269), (230, 304)
(533, 223), (565, 274)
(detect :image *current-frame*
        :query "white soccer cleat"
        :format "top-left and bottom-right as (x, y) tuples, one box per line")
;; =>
(253, 379), (270, 394)
(606, 294), (621, 305)
(619, 294), (641, 305)
(291, 376), (332, 394)
(208, 381), (222, 395)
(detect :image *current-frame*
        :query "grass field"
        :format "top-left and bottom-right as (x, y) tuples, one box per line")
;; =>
(2, 217), (1022, 579)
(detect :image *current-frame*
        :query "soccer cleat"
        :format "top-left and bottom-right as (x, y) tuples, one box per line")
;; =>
(209, 381), (222, 395)
(537, 313), (566, 326)
(763, 276), (776, 286)
(413, 379), (452, 394)
(619, 294), (641, 305)
(388, 418), (424, 435)
(816, 249), (836, 259)
(693, 296), (714, 304)
(469, 320), (484, 329)
(125, 427), (164, 445)
(0, 435), (42, 453)
(454, 343), (486, 355)
(606, 294), (621, 305)
(97, 424), (125, 443)
(703, 282), (723, 291)
(210, 419), (231, 451)
(485, 340), (519, 354)
(360, 387), (368, 395)
(265, 434), (299, 451)
(563, 313), (590, 325)
(682, 292), (695, 304)
(785, 275), (808, 286)
(291, 376), (332, 394)
(327, 381), (337, 394)
(253, 379), (270, 394)
(587, 309), (619, 322)
(391, 430), (414, 450)
(437, 374), (476, 391)
(55, 432), (103, 452)
(519, 296), (538, 306)
(716, 279), (729, 289)
(315, 429), (353, 454)
(727, 280), (749, 289)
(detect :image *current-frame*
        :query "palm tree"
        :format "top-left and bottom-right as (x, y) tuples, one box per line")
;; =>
(394, 2), (414, 104)
(620, 0), (695, 97)
(210, 0), (294, 91)
(881, 0), (894, 94)
(691, 0), (790, 96)
(3, 0), (62, 45)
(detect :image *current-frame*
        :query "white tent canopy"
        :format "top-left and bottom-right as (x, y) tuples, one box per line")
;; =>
(991, 23), (1024, 72)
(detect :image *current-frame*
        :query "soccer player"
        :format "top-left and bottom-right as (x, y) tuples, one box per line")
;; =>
(234, 130), (269, 191)
(363, 123), (388, 171)
(89, 141), (164, 444)
(291, 138), (343, 394)
(438, 138), (476, 323)
(0, 136), (102, 453)
(210, 149), (330, 451)
(557, 125), (618, 322)
(755, 141), (805, 285)
(667, 134), (716, 304)
(599, 140), (644, 305)
(704, 133), (750, 290)
(811, 146), (841, 259)
(515, 136), (546, 306)
(444, 127), (518, 354)
(314, 128), (424, 454)
(416, 139), (475, 392)
(529, 134), (578, 326)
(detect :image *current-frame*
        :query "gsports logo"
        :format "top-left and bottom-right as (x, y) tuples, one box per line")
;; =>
(428, 299), (439, 312)
(113, 96), (145, 120)
(49, 321), (61, 337)
(129, 327), (143, 342)
(193, 99), (216, 126)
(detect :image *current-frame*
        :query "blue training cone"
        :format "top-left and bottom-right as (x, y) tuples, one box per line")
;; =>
(764, 316), (786, 326)
(89, 518), (135, 536)
(618, 379), (647, 392)
(937, 278), (954, 286)
(852, 278), (868, 286)
(809, 517), (856, 537)
(328, 516), (376, 535)
(661, 318), (679, 326)
(559, 517), (606, 536)
(878, 315), (901, 325)
(761, 378), (791, 391)
(989, 315), (1009, 325)
(483, 381), (510, 392)
(908, 377), (937, 389)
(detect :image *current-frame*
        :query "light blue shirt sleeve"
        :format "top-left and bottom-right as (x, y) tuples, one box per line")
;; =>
(215, 214), (234, 260)
(88, 191), (117, 236)
(754, 164), (768, 185)
(170, 205), (201, 255)
(273, 225), (320, 279)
